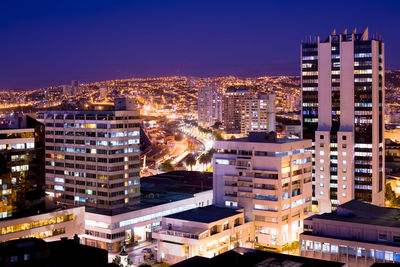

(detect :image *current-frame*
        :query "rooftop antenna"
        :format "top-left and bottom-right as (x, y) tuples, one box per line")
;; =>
(362, 27), (369, 40)
(331, 29), (336, 35)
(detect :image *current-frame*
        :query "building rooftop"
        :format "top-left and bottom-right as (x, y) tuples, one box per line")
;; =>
(140, 171), (213, 195)
(171, 247), (344, 267)
(225, 132), (304, 144)
(86, 171), (212, 216)
(314, 200), (400, 228)
(165, 205), (242, 223)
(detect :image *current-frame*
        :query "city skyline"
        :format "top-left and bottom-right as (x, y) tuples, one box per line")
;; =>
(1, 0), (399, 90)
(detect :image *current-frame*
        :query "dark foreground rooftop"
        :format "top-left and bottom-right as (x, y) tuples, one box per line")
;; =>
(165, 205), (242, 223)
(0, 236), (110, 267)
(171, 247), (345, 267)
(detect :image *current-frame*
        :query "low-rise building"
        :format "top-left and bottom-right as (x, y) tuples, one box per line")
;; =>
(82, 190), (212, 252)
(0, 205), (84, 243)
(300, 200), (400, 266)
(152, 205), (254, 265)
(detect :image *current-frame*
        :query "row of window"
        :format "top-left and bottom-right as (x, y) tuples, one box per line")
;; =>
(302, 240), (400, 262)
(0, 215), (73, 235)
(45, 146), (139, 154)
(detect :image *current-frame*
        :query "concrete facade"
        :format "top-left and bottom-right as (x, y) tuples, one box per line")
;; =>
(213, 132), (312, 249)
(301, 28), (385, 213)
(152, 206), (253, 265)
(300, 200), (400, 266)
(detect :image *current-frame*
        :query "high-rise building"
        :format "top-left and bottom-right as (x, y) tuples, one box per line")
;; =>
(0, 115), (45, 219)
(223, 86), (251, 134)
(213, 132), (312, 249)
(197, 85), (223, 127)
(241, 93), (276, 136)
(38, 97), (140, 210)
(301, 28), (385, 213)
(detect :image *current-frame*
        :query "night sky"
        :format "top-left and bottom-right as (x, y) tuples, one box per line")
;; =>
(0, 0), (399, 90)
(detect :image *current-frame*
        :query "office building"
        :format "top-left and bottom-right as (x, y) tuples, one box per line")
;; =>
(37, 97), (140, 210)
(213, 132), (312, 249)
(0, 115), (45, 219)
(301, 28), (385, 212)
(241, 93), (276, 136)
(152, 205), (253, 265)
(197, 85), (223, 127)
(300, 200), (400, 266)
(223, 86), (251, 134)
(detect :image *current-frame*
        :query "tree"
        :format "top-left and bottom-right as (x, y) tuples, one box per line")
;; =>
(161, 160), (174, 172)
(385, 183), (395, 202)
(198, 153), (208, 171)
(185, 154), (197, 171)
(213, 131), (224, 141)
(112, 256), (121, 265)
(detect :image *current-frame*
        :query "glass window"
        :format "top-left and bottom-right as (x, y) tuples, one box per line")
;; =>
(331, 244), (338, 254)
(322, 243), (330, 253)
(385, 251), (394, 261)
(376, 250), (384, 260)
(314, 242), (321, 251)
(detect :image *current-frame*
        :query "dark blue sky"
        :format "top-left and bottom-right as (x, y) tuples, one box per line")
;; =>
(0, 0), (399, 90)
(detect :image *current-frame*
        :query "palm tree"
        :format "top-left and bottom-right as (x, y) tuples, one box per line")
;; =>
(185, 154), (197, 171)
(198, 153), (208, 171)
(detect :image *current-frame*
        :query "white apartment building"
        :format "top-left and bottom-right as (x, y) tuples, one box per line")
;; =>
(197, 85), (223, 127)
(82, 190), (212, 252)
(241, 94), (275, 136)
(301, 28), (385, 213)
(300, 200), (400, 266)
(213, 132), (312, 250)
(152, 205), (253, 265)
(38, 97), (140, 210)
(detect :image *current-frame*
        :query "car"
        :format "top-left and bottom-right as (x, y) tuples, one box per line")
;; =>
(141, 248), (152, 254)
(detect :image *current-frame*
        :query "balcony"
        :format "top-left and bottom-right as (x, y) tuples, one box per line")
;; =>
(155, 229), (206, 240)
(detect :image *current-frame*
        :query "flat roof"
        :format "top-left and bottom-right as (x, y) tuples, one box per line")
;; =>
(165, 205), (241, 223)
(224, 132), (305, 144)
(314, 200), (400, 228)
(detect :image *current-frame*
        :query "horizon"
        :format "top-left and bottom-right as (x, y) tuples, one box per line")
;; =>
(1, 0), (399, 90)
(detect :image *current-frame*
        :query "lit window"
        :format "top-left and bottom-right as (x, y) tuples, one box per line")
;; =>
(343, 177), (347, 181)
(320, 159), (324, 164)
(320, 175), (324, 179)
(320, 183), (324, 188)
(342, 160), (347, 165)
(320, 151), (325, 156)
(320, 167), (324, 171)
(343, 185), (347, 189)
(343, 168), (347, 173)
(320, 191), (324, 196)
(342, 193), (346, 198)
(342, 152), (347, 156)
